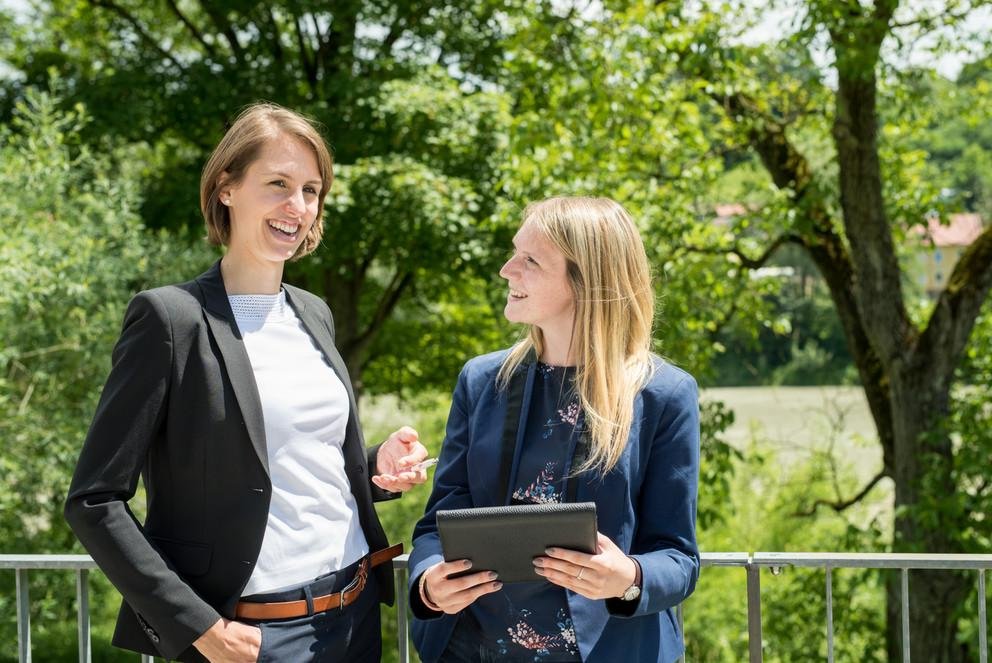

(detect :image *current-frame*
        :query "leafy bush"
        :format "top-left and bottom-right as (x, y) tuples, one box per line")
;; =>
(0, 84), (214, 661)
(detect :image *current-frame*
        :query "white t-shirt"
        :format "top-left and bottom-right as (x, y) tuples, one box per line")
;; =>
(230, 291), (369, 596)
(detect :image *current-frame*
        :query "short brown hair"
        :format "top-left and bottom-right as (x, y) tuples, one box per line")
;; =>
(200, 103), (333, 260)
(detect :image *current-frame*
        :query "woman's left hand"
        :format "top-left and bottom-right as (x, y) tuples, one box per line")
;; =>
(372, 426), (429, 492)
(533, 532), (638, 601)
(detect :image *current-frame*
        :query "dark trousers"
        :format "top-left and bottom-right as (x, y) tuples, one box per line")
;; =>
(241, 558), (382, 663)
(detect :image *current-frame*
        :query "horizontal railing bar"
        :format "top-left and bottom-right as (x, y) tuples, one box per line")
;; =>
(388, 552), (754, 570)
(6, 550), (992, 663)
(6, 552), (991, 573)
(0, 555), (99, 570)
(699, 553), (752, 566)
(753, 552), (992, 570)
(7, 552), (992, 570)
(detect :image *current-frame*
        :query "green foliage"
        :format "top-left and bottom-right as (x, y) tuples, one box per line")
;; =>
(687, 435), (889, 661)
(913, 56), (992, 219)
(1, 2), (519, 392)
(2, 0), (989, 658)
(359, 391), (453, 663)
(696, 399), (742, 529)
(712, 277), (856, 387)
(0, 85), (214, 661)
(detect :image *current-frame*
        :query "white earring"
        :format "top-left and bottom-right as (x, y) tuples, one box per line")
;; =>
(221, 196), (231, 206)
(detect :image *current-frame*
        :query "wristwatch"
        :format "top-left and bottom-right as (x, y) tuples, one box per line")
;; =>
(620, 557), (642, 601)
(620, 582), (641, 601)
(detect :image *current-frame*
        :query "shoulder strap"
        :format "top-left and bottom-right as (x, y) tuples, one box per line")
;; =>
(565, 427), (590, 503)
(500, 349), (592, 504)
(497, 351), (533, 504)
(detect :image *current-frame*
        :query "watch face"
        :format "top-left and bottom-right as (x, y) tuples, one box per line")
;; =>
(622, 584), (641, 601)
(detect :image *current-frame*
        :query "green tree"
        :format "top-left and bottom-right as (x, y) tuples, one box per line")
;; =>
(0, 86), (214, 659)
(1, 1), (519, 392)
(498, 1), (992, 659)
(918, 55), (992, 218)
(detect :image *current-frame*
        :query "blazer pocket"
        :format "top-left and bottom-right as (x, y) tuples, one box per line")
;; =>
(150, 535), (213, 578)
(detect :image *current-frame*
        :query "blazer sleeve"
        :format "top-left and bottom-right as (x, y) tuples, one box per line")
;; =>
(64, 291), (220, 658)
(606, 374), (701, 618)
(367, 441), (402, 502)
(406, 364), (476, 619)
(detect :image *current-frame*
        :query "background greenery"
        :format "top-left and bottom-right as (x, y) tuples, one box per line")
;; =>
(2, 0), (991, 661)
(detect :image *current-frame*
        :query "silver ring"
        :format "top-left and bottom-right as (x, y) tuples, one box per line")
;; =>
(575, 568), (584, 581)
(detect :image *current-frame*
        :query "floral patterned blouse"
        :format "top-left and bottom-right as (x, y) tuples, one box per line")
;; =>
(468, 362), (582, 661)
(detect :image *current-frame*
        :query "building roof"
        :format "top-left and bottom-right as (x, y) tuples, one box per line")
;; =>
(921, 213), (985, 247)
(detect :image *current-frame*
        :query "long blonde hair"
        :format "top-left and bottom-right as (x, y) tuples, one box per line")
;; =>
(497, 196), (656, 474)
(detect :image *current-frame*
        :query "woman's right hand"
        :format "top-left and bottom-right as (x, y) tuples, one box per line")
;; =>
(422, 560), (502, 614)
(193, 618), (262, 662)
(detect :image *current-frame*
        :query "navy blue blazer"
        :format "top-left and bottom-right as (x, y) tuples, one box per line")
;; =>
(408, 350), (701, 662)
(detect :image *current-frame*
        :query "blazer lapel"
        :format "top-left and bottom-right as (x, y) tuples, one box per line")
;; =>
(195, 261), (269, 475)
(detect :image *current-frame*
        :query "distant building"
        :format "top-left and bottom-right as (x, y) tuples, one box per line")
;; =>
(709, 204), (985, 299)
(713, 203), (747, 227)
(913, 213), (985, 298)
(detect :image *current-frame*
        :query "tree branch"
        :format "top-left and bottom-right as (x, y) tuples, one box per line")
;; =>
(831, 45), (913, 367)
(889, 3), (973, 29)
(294, 13), (318, 91)
(311, 13), (327, 80)
(792, 470), (888, 517)
(680, 232), (803, 269)
(345, 270), (415, 358)
(163, 0), (215, 58)
(196, 0), (244, 63)
(379, 4), (428, 59)
(324, 8), (358, 85)
(380, 16), (405, 58)
(915, 224), (992, 383)
(679, 47), (897, 470)
(88, 0), (185, 71)
(261, 6), (284, 64)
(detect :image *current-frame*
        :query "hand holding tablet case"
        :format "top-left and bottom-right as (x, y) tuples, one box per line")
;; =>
(437, 502), (598, 583)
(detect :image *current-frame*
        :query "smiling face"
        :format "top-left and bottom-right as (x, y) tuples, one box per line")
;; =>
(220, 133), (322, 266)
(499, 221), (576, 345)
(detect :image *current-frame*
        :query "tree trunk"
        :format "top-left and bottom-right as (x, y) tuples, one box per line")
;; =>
(682, 2), (992, 657)
(321, 268), (366, 397)
(884, 369), (970, 662)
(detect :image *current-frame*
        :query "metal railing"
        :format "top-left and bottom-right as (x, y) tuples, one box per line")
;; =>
(3, 552), (991, 663)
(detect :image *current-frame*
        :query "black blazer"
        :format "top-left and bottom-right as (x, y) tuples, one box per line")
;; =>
(65, 261), (398, 661)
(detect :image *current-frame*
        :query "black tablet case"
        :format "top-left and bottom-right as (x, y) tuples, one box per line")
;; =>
(436, 502), (598, 583)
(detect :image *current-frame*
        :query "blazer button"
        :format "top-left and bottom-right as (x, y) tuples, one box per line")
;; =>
(241, 560), (253, 566)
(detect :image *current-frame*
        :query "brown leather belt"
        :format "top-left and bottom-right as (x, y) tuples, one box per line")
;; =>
(235, 543), (403, 620)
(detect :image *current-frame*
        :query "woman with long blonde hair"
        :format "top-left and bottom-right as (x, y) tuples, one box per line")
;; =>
(408, 196), (700, 662)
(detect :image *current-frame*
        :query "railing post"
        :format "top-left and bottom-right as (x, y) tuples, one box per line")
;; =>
(395, 564), (409, 663)
(16, 568), (31, 663)
(979, 568), (987, 663)
(76, 569), (91, 663)
(746, 562), (762, 663)
(825, 566), (834, 663)
(901, 568), (910, 663)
